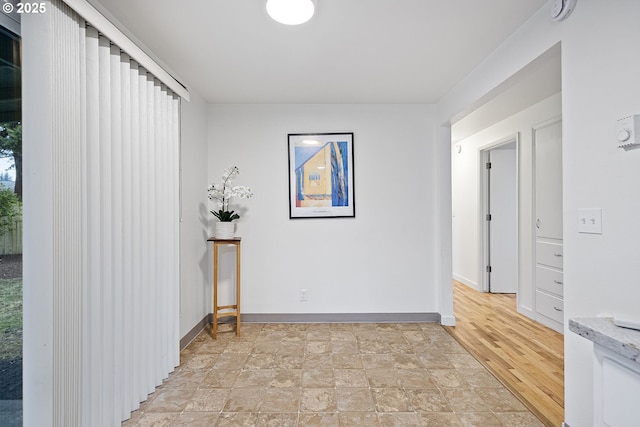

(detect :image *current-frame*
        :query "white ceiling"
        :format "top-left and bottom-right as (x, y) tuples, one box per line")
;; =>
(91, 0), (547, 103)
(92, 0), (550, 105)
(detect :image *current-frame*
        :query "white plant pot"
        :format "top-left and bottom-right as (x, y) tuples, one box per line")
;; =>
(215, 222), (235, 239)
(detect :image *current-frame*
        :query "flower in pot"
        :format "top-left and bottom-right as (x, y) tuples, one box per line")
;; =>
(208, 166), (253, 238)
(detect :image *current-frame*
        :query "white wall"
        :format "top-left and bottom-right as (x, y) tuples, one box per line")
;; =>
(207, 104), (440, 316)
(179, 90), (210, 339)
(562, 2), (640, 426)
(440, 2), (640, 425)
(452, 93), (561, 317)
(435, 123), (455, 326)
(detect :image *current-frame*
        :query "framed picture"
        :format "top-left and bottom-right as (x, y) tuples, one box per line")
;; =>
(288, 132), (355, 219)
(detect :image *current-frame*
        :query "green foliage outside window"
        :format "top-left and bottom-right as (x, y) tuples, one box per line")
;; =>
(0, 122), (21, 201)
(0, 185), (20, 234)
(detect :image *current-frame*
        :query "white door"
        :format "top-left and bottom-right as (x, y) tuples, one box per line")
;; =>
(488, 146), (517, 293)
(535, 120), (563, 239)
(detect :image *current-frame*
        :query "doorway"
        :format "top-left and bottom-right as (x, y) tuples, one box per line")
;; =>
(447, 44), (564, 427)
(480, 138), (518, 293)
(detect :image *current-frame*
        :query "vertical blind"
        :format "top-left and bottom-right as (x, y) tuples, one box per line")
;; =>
(26, 1), (181, 425)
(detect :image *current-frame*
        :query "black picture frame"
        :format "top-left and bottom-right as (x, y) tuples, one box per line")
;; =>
(288, 132), (355, 219)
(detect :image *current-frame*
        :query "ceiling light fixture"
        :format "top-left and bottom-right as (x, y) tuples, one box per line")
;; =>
(266, 0), (315, 26)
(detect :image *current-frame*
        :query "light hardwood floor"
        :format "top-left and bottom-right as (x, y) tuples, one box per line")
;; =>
(445, 281), (564, 427)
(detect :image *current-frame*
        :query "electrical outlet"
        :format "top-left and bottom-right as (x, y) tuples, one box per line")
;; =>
(299, 289), (308, 301)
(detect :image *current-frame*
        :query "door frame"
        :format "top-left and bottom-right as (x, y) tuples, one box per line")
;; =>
(478, 134), (520, 293)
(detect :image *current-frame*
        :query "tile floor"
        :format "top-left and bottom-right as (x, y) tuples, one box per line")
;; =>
(122, 323), (545, 427)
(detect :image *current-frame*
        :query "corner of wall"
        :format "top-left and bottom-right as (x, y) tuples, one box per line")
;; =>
(179, 90), (211, 340)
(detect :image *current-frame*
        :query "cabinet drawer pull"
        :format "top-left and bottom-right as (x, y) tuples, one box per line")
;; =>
(553, 280), (563, 285)
(553, 306), (563, 312)
(553, 253), (563, 257)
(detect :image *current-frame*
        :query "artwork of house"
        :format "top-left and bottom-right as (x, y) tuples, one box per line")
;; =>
(294, 141), (348, 208)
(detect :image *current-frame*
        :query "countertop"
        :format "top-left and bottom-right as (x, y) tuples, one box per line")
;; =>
(569, 317), (640, 365)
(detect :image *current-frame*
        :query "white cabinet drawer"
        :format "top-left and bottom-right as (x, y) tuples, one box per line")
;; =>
(536, 290), (564, 324)
(536, 241), (563, 269)
(536, 265), (563, 297)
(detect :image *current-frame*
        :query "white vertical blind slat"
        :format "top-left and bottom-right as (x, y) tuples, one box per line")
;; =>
(119, 53), (134, 417)
(98, 35), (115, 427)
(84, 26), (102, 427)
(171, 102), (180, 366)
(161, 92), (171, 367)
(156, 83), (168, 374)
(138, 71), (152, 394)
(78, 17), (90, 427)
(148, 79), (161, 386)
(172, 101), (181, 367)
(171, 96), (180, 367)
(129, 60), (144, 404)
(109, 43), (124, 424)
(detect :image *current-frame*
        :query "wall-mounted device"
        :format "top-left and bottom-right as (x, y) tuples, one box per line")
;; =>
(617, 115), (640, 150)
(550, 0), (577, 22)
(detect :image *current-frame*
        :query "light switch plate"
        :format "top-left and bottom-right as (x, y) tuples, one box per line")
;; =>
(578, 208), (602, 234)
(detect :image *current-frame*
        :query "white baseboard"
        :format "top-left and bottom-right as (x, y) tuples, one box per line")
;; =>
(517, 304), (535, 320)
(440, 315), (456, 326)
(452, 273), (479, 291)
